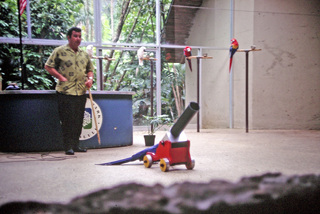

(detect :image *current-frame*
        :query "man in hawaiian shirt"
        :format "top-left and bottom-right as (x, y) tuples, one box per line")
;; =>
(45, 27), (94, 155)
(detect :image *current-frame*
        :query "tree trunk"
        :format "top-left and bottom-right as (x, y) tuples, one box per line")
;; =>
(104, 0), (131, 84)
(110, 0), (144, 78)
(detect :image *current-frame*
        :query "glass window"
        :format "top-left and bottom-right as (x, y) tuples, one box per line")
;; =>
(100, 0), (159, 44)
(26, 0), (94, 41)
(0, 0), (232, 125)
(0, 0), (22, 38)
(161, 52), (186, 119)
(94, 48), (158, 125)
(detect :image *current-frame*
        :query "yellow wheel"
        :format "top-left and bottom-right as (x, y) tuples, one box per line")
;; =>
(186, 158), (195, 170)
(143, 155), (153, 168)
(160, 158), (170, 172)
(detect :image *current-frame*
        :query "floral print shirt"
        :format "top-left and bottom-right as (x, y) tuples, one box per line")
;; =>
(45, 44), (94, 96)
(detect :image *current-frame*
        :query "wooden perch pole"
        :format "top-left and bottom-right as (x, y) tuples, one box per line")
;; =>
(88, 88), (101, 145)
(90, 56), (116, 61)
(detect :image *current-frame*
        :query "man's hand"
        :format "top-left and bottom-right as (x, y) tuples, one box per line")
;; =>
(45, 65), (68, 82)
(85, 79), (93, 89)
(86, 71), (94, 89)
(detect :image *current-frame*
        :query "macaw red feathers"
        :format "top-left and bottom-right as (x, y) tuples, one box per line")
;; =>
(184, 46), (192, 72)
(229, 38), (239, 73)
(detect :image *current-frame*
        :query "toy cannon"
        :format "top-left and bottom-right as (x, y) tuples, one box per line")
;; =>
(143, 102), (199, 172)
(97, 102), (199, 170)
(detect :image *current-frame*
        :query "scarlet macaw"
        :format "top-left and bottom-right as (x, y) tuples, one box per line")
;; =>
(184, 46), (192, 71)
(229, 38), (239, 73)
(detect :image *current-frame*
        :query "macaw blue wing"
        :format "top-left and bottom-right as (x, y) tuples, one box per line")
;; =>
(96, 144), (158, 166)
(229, 48), (238, 73)
(187, 58), (192, 71)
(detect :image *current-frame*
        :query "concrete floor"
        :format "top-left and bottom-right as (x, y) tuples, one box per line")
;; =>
(0, 129), (319, 206)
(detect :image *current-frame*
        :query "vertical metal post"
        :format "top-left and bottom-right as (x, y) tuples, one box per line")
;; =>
(156, 48), (161, 115)
(229, 0), (235, 128)
(245, 51), (249, 133)
(155, 0), (161, 47)
(150, 60), (154, 132)
(17, 0), (25, 89)
(197, 57), (200, 132)
(155, 0), (161, 115)
(99, 57), (103, 90)
(94, 0), (102, 90)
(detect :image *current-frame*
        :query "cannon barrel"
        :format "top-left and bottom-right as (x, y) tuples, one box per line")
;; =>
(170, 102), (199, 137)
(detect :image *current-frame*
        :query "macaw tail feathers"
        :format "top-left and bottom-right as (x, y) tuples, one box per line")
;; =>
(229, 57), (233, 73)
(187, 59), (192, 72)
(96, 157), (132, 165)
(96, 144), (159, 166)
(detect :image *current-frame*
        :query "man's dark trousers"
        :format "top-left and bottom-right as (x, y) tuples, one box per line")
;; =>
(57, 92), (86, 150)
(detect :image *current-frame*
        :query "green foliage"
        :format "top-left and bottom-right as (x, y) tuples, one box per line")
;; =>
(143, 114), (172, 135)
(30, 0), (83, 39)
(99, 0), (185, 124)
(0, 1), (20, 37)
(0, 0), (84, 90)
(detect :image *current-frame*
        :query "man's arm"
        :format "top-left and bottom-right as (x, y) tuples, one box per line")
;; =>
(44, 65), (68, 82)
(85, 71), (94, 89)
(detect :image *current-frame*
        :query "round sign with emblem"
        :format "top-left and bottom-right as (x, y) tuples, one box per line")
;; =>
(80, 98), (103, 141)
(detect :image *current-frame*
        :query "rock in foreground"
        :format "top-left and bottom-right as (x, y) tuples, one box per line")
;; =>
(1, 173), (320, 213)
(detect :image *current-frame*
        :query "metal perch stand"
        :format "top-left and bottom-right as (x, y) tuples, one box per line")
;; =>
(236, 48), (262, 133)
(186, 55), (213, 132)
(143, 57), (157, 133)
(91, 56), (115, 90)
(90, 56), (115, 60)
(87, 47), (115, 144)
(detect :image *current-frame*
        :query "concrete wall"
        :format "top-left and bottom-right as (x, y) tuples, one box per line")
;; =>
(186, 0), (320, 130)
(186, 0), (231, 128)
(251, 0), (320, 129)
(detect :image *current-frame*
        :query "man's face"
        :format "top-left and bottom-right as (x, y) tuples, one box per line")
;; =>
(68, 31), (82, 50)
